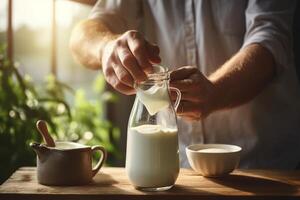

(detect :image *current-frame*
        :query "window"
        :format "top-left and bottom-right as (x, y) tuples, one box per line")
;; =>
(55, 1), (98, 96)
(13, 0), (52, 81)
(0, 0), (7, 42)
(3, 0), (98, 98)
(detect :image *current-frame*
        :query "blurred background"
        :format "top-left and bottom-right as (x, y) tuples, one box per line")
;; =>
(0, 0), (134, 184)
(0, 0), (300, 184)
(0, 0), (95, 88)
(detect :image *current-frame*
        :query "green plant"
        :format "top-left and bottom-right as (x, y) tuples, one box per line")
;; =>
(0, 44), (120, 183)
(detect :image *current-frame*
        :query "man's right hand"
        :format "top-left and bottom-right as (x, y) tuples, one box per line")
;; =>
(101, 30), (161, 95)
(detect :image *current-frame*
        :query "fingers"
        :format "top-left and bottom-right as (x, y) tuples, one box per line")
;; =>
(103, 64), (135, 95)
(127, 31), (153, 73)
(169, 66), (213, 121)
(170, 66), (198, 81)
(171, 91), (204, 103)
(176, 101), (204, 120)
(181, 92), (204, 102)
(145, 41), (161, 64)
(112, 58), (134, 87)
(120, 31), (161, 78)
(117, 45), (147, 82)
(180, 115), (199, 122)
(170, 79), (195, 91)
(102, 30), (162, 95)
(102, 48), (135, 93)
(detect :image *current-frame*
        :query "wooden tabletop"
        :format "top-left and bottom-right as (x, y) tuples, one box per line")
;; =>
(0, 167), (299, 200)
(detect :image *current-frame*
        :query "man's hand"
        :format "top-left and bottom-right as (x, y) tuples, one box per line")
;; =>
(170, 44), (275, 122)
(170, 66), (216, 121)
(102, 30), (161, 95)
(70, 19), (160, 95)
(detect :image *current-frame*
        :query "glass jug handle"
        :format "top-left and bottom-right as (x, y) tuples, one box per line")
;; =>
(169, 87), (181, 111)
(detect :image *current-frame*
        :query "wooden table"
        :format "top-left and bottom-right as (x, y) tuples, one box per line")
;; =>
(0, 167), (299, 200)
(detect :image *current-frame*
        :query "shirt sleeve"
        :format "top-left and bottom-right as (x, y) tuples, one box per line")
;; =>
(89, 0), (142, 33)
(241, 0), (296, 74)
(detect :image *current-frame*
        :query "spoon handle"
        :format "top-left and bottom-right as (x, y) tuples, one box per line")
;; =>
(36, 120), (55, 147)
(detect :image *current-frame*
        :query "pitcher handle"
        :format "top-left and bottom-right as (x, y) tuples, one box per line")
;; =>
(169, 87), (181, 111)
(91, 145), (107, 177)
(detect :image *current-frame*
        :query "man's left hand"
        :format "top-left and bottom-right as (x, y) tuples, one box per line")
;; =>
(170, 66), (216, 121)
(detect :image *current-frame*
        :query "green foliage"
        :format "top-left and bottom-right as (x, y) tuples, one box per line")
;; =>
(0, 44), (120, 183)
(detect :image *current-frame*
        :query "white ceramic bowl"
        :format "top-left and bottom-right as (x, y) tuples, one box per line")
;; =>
(186, 144), (242, 177)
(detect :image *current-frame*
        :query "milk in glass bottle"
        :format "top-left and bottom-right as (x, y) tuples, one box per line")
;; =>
(126, 65), (181, 191)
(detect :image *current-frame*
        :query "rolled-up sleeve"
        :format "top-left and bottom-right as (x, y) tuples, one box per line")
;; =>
(241, 0), (296, 74)
(89, 0), (142, 33)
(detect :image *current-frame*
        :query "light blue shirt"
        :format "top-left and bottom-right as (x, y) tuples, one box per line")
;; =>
(90, 0), (300, 169)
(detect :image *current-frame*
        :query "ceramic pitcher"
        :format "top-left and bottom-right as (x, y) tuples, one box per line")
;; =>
(30, 141), (107, 185)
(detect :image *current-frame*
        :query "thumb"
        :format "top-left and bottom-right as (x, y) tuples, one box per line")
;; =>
(170, 66), (198, 81)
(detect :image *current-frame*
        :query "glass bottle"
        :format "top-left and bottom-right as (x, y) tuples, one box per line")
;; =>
(126, 65), (181, 191)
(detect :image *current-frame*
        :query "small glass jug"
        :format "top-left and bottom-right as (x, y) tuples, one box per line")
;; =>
(126, 65), (181, 191)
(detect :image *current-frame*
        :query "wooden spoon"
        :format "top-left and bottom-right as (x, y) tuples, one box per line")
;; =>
(36, 120), (55, 147)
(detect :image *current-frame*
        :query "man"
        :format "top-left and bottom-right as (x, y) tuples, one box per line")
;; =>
(70, 0), (300, 169)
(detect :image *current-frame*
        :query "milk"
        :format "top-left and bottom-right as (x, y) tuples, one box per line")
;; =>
(136, 84), (169, 115)
(197, 148), (230, 153)
(126, 124), (179, 188)
(54, 142), (85, 150)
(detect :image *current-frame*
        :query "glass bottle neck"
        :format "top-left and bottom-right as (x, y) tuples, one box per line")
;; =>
(135, 68), (170, 89)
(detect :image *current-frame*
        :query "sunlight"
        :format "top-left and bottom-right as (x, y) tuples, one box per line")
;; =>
(13, 0), (52, 29)
(56, 0), (84, 27)
(0, 0), (7, 31)
(12, 0), (83, 29)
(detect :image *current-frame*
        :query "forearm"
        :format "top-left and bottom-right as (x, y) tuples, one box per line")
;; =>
(208, 44), (276, 112)
(70, 19), (119, 70)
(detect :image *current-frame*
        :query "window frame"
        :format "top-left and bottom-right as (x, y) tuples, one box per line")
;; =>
(6, 0), (97, 76)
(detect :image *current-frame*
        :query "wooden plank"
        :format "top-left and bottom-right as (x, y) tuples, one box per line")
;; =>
(0, 167), (299, 200)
